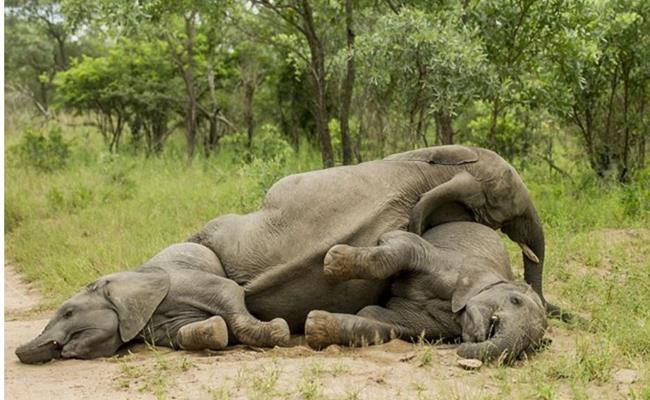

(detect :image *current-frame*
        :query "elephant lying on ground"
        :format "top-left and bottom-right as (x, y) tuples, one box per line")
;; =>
(305, 222), (548, 362)
(16, 145), (559, 363)
(16, 243), (291, 364)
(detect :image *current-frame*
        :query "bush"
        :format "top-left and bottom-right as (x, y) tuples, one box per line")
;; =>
(222, 124), (294, 163)
(46, 185), (94, 212)
(15, 127), (70, 172)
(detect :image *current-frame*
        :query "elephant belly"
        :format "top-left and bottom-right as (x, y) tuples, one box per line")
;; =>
(245, 267), (388, 331)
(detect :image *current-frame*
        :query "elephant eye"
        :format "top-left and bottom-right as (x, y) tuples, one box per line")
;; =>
(510, 296), (522, 306)
(63, 310), (74, 319)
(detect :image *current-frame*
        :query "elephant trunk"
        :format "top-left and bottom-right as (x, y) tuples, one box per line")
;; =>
(502, 208), (546, 305)
(503, 208), (577, 323)
(456, 312), (545, 362)
(523, 208), (545, 306)
(15, 331), (63, 364)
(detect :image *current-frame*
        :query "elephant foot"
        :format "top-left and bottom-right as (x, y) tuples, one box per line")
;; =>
(177, 316), (229, 351)
(305, 310), (341, 350)
(229, 315), (291, 348)
(267, 318), (291, 347)
(323, 244), (367, 281)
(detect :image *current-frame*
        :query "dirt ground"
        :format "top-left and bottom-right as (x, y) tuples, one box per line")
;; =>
(3, 261), (642, 400)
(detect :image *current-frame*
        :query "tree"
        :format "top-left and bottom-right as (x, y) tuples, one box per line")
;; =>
(466, 0), (565, 157)
(55, 38), (180, 154)
(339, 0), (356, 164)
(4, 0), (83, 115)
(254, 0), (343, 167)
(357, 7), (489, 147)
(547, 0), (650, 181)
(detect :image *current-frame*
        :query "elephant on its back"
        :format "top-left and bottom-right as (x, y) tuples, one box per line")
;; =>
(191, 145), (550, 329)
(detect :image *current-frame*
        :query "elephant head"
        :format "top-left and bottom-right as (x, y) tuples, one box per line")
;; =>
(15, 268), (169, 364)
(452, 277), (547, 362)
(470, 156), (548, 312)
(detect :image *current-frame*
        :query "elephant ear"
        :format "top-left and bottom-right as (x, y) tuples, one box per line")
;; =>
(451, 267), (505, 313)
(102, 268), (170, 342)
(384, 145), (479, 165)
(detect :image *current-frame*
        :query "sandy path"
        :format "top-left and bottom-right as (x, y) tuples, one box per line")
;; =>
(4, 264), (41, 314)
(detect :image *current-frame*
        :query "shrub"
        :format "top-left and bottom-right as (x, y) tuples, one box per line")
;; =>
(222, 124), (294, 163)
(15, 127), (70, 172)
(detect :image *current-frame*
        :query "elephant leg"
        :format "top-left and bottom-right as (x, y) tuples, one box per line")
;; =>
(213, 280), (291, 348)
(305, 298), (461, 349)
(323, 230), (437, 282)
(409, 171), (486, 235)
(169, 270), (290, 349)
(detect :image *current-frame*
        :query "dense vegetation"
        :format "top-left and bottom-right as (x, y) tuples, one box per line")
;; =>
(4, 1), (650, 397)
(5, 0), (650, 181)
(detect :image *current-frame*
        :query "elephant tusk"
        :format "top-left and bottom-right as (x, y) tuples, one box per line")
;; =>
(488, 315), (498, 339)
(518, 243), (540, 263)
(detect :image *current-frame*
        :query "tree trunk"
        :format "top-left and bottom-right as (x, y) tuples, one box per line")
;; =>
(244, 81), (256, 154)
(203, 113), (223, 157)
(186, 13), (198, 161)
(171, 11), (200, 161)
(55, 35), (68, 70)
(339, 0), (355, 165)
(639, 98), (647, 169)
(435, 108), (454, 145)
(621, 61), (631, 183)
(302, 0), (334, 168)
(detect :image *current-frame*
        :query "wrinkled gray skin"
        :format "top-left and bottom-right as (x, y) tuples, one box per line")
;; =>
(15, 243), (289, 364)
(304, 222), (548, 362)
(192, 145), (558, 328)
(16, 145), (556, 363)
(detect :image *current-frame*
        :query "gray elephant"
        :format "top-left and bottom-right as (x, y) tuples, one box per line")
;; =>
(193, 145), (558, 328)
(15, 243), (290, 364)
(16, 145), (559, 363)
(304, 222), (548, 362)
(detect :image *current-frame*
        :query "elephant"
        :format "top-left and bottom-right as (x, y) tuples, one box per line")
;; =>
(191, 144), (559, 328)
(304, 222), (548, 362)
(15, 243), (290, 364)
(16, 145), (559, 363)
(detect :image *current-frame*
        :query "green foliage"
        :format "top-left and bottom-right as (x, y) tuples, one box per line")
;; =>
(544, 0), (650, 180)
(222, 124), (294, 163)
(14, 127), (71, 172)
(357, 7), (490, 119)
(54, 38), (179, 153)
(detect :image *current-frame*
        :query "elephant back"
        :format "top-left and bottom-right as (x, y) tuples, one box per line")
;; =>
(142, 243), (226, 277)
(384, 145), (479, 165)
